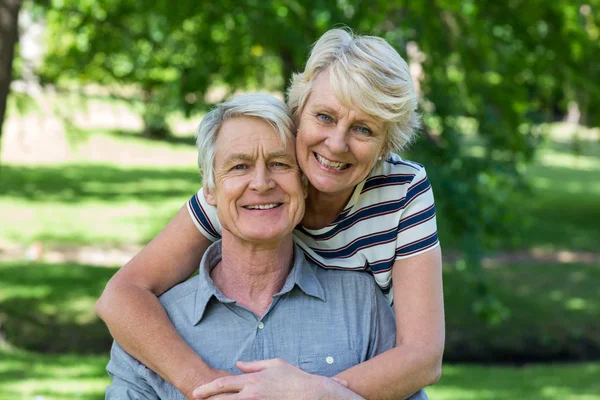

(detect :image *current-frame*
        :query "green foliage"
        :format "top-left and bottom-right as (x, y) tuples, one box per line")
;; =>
(30, 0), (600, 322)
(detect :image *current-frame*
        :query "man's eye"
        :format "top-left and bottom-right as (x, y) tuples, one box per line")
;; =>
(317, 113), (333, 123)
(233, 164), (247, 170)
(271, 162), (287, 168)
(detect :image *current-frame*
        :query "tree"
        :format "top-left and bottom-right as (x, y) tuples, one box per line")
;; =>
(37, 0), (600, 320)
(0, 0), (22, 148)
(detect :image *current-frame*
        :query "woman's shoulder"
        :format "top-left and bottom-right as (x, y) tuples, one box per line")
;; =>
(362, 153), (429, 193)
(376, 153), (427, 176)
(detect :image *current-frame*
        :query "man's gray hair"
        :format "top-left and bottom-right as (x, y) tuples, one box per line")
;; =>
(196, 93), (296, 190)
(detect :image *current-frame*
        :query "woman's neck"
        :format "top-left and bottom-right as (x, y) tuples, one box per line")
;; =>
(211, 231), (294, 317)
(302, 185), (355, 229)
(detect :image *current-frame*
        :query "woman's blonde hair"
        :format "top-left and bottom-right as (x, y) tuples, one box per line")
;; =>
(287, 28), (420, 153)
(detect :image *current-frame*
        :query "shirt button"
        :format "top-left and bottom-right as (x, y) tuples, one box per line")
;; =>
(325, 356), (334, 365)
(257, 321), (265, 330)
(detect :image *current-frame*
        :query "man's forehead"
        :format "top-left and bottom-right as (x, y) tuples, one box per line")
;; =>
(217, 139), (295, 162)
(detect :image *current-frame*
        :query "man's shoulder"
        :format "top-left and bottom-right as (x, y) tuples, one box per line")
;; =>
(158, 276), (199, 308)
(307, 261), (380, 300)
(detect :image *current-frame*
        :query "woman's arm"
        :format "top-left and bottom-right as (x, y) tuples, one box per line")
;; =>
(95, 204), (227, 399)
(335, 247), (445, 399)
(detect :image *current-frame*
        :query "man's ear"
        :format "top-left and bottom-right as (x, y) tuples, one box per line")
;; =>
(203, 185), (216, 206)
(200, 170), (217, 206)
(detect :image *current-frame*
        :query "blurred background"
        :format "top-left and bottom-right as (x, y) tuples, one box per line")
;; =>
(0, 0), (599, 399)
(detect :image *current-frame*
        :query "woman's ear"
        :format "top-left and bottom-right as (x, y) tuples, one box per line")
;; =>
(302, 174), (309, 199)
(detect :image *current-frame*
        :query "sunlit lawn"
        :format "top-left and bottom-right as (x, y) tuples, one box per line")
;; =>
(1, 345), (599, 400)
(0, 120), (598, 398)
(429, 363), (600, 400)
(0, 258), (598, 398)
(0, 347), (109, 400)
(1, 124), (598, 252)
(0, 163), (200, 246)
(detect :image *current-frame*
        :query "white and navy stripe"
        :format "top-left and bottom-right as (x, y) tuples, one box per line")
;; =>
(187, 153), (439, 303)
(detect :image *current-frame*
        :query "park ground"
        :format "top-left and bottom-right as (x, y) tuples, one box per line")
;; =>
(0, 92), (599, 399)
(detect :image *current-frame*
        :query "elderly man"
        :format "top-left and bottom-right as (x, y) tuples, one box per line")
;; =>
(105, 94), (396, 399)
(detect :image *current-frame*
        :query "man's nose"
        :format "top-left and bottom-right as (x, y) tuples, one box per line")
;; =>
(249, 164), (275, 192)
(324, 125), (349, 154)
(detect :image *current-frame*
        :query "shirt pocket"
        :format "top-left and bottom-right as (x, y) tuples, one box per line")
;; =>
(298, 350), (360, 377)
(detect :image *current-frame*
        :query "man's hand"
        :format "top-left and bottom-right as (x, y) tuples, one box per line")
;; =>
(192, 358), (363, 400)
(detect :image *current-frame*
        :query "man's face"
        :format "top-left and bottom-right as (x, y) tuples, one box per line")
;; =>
(205, 117), (306, 245)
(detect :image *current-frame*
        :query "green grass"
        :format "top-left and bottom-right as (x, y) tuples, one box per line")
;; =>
(1, 122), (598, 397)
(3, 125), (598, 252)
(0, 347), (109, 400)
(0, 258), (597, 366)
(429, 363), (600, 400)
(518, 139), (600, 251)
(0, 261), (116, 353)
(0, 164), (201, 246)
(443, 262), (600, 362)
(1, 345), (598, 400)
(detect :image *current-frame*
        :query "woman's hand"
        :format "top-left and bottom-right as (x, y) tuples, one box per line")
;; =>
(193, 358), (363, 400)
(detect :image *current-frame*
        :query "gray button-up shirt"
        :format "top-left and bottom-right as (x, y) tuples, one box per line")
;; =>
(106, 242), (427, 399)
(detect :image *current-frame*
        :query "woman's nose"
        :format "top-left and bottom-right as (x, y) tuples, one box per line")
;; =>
(324, 126), (349, 154)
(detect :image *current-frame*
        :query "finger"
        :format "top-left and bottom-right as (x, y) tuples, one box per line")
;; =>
(198, 391), (239, 400)
(193, 375), (247, 398)
(330, 377), (350, 388)
(236, 358), (288, 373)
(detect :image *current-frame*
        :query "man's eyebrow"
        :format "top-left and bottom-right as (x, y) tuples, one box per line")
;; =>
(223, 153), (255, 165)
(268, 151), (295, 160)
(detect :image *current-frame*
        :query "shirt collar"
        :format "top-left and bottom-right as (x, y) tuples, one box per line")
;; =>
(192, 241), (325, 325)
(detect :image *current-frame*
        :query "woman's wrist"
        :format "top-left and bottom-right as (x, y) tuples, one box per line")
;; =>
(315, 375), (364, 400)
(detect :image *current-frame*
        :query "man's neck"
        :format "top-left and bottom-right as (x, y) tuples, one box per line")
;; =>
(210, 231), (294, 317)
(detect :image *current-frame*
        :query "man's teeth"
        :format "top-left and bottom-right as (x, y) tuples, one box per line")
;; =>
(245, 204), (280, 210)
(315, 153), (348, 170)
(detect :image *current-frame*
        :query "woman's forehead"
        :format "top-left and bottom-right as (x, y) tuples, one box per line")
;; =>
(309, 71), (383, 128)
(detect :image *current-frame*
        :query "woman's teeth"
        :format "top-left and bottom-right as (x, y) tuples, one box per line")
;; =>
(244, 204), (280, 210)
(315, 153), (348, 170)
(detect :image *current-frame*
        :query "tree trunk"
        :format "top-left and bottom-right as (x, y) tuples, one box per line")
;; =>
(0, 0), (22, 150)
(279, 46), (297, 93)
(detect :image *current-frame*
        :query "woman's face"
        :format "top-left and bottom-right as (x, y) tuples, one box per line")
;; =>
(296, 70), (386, 199)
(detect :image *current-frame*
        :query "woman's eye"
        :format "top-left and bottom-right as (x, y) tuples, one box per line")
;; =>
(232, 164), (247, 170)
(271, 162), (288, 168)
(316, 113), (333, 123)
(355, 126), (372, 135)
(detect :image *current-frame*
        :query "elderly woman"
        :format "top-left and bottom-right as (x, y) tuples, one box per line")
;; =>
(96, 28), (444, 399)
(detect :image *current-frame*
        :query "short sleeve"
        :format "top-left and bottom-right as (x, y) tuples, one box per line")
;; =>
(395, 167), (440, 259)
(186, 188), (222, 242)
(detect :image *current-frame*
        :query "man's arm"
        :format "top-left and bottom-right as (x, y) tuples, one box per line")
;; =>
(106, 342), (161, 400)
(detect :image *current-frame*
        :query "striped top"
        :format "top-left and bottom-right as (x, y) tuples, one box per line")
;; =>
(187, 153), (439, 303)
